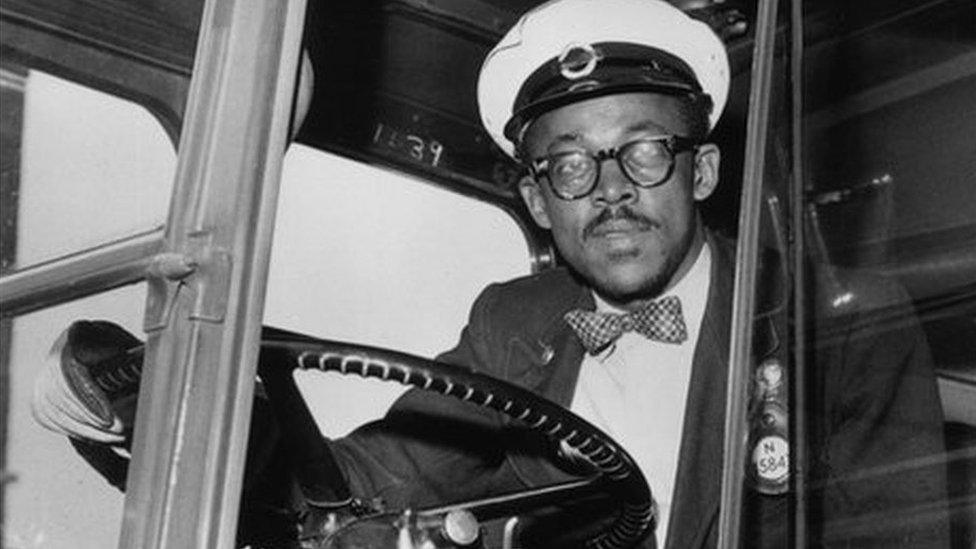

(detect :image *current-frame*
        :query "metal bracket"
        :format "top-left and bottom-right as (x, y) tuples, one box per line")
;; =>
(144, 252), (195, 332)
(185, 232), (233, 324)
(142, 233), (234, 331)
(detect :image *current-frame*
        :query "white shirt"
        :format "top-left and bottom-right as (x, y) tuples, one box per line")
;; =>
(569, 243), (711, 545)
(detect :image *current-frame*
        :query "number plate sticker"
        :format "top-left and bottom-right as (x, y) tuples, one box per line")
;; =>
(752, 435), (789, 484)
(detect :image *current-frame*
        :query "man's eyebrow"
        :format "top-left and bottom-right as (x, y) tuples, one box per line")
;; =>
(541, 131), (583, 154)
(624, 120), (667, 134)
(550, 131), (582, 144)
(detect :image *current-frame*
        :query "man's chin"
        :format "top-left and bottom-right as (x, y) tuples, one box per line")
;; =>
(590, 271), (670, 308)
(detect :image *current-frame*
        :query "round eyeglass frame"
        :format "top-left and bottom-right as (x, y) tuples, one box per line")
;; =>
(529, 135), (698, 200)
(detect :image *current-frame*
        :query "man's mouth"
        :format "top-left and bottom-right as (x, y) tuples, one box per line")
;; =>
(590, 219), (649, 238)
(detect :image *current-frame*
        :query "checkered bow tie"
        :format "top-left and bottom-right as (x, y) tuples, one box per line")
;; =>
(564, 295), (688, 354)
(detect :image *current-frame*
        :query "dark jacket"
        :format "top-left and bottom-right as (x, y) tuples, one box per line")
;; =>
(331, 232), (949, 548)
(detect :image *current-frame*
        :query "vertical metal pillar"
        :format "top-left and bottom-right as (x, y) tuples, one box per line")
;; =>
(119, 1), (307, 547)
(718, 0), (780, 546)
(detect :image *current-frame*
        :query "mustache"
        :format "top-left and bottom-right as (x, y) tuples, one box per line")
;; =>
(583, 206), (658, 238)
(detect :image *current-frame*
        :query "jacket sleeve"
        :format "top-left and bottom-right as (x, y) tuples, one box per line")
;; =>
(328, 283), (526, 510)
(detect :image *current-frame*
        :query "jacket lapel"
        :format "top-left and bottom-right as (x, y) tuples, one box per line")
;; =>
(665, 234), (734, 549)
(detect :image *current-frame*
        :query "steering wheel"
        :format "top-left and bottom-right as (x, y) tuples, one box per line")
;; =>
(258, 331), (655, 549)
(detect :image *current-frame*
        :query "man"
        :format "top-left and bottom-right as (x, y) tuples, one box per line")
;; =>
(34, 0), (949, 547)
(330, 0), (730, 545)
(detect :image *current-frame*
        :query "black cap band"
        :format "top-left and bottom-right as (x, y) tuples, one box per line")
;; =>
(504, 42), (710, 143)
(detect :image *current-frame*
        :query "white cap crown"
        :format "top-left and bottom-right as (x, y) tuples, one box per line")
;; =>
(478, 0), (730, 158)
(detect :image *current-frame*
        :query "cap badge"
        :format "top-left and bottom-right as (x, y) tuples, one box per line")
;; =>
(558, 43), (600, 80)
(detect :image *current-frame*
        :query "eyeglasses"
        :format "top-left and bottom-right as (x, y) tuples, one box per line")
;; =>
(529, 135), (698, 200)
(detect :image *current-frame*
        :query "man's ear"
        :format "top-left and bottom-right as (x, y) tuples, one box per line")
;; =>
(692, 143), (721, 201)
(518, 175), (553, 230)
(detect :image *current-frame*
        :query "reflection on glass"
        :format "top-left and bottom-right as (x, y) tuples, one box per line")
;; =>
(3, 284), (146, 548)
(799, 2), (976, 545)
(16, 70), (174, 269)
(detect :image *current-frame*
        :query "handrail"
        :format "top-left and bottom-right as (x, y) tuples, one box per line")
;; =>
(0, 228), (164, 317)
(717, 0), (781, 546)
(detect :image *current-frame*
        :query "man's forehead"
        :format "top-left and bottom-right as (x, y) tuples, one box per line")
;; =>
(522, 92), (686, 151)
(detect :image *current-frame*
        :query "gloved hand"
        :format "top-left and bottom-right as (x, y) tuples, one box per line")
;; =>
(32, 320), (144, 446)
(28, 321), (349, 545)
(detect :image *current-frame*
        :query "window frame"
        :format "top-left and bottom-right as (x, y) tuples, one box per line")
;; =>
(1, 0), (307, 546)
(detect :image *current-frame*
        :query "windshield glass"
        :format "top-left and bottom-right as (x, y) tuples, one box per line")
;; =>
(3, 286), (145, 548)
(12, 71), (174, 268)
(794, 0), (976, 545)
(265, 145), (530, 436)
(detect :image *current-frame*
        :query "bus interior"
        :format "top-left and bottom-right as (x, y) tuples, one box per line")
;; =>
(1, 0), (974, 547)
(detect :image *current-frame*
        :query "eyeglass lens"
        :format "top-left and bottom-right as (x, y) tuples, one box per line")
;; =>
(547, 139), (674, 198)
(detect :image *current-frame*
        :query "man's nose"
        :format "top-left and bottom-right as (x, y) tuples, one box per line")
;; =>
(591, 160), (637, 205)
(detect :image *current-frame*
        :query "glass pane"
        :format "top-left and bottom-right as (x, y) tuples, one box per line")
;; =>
(2, 284), (147, 548)
(800, 1), (975, 546)
(15, 69), (175, 268)
(266, 145), (531, 436)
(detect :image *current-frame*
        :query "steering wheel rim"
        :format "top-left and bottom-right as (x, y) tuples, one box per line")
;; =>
(262, 335), (655, 549)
